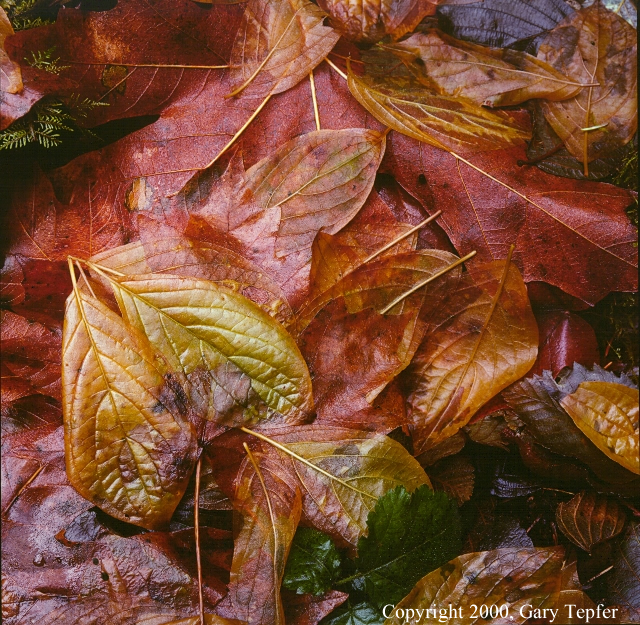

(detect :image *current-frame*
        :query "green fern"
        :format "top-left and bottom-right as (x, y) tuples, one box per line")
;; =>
(2, 0), (54, 30)
(25, 47), (70, 74)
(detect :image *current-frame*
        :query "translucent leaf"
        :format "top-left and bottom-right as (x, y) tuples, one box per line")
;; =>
(407, 256), (538, 454)
(228, 0), (339, 97)
(62, 283), (197, 529)
(560, 381), (639, 475)
(347, 67), (531, 153)
(92, 269), (313, 425)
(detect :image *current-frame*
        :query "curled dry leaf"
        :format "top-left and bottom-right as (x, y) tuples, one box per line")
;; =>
(245, 426), (430, 546)
(0, 7), (22, 94)
(560, 381), (639, 475)
(239, 129), (386, 256)
(407, 255), (538, 454)
(385, 547), (595, 624)
(317, 0), (436, 43)
(62, 280), (198, 529)
(538, 2), (638, 172)
(91, 269), (313, 425)
(228, 0), (340, 98)
(388, 30), (585, 107)
(216, 446), (302, 625)
(555, 491), (626, 553)
(348, 69), (531, 153)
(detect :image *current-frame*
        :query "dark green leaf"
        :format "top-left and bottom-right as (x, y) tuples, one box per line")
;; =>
(322, 601), (382, 625)
(351, 485), (461, 608)
(283, 527), (343, 596)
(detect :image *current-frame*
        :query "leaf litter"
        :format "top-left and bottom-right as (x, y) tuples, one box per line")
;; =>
(0, 0), (638, 623)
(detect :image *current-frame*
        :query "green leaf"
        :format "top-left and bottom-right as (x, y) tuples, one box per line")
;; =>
(322, 601), (382, 625)
(352, 485), (461, 608)
(283, 527), (343, 596)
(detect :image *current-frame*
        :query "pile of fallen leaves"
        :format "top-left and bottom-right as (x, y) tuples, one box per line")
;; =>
(1, 0), (638, 623)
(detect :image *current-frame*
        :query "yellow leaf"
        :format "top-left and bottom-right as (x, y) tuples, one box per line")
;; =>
(347, 66), (531, 153)
(91, 269), (313, 425)
(560, 381), (639, 475)
(1, 8), (22, 95)
(228, 0), (339, 97)
(407, 253), (538, 454)
(62, 279), (197, 529)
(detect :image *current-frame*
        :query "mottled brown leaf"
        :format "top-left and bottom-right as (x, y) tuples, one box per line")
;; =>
(407, 255), (538, 454)
(538, 2), (637, 173)
(556, 491), (626, 552)
(228, 0), (339, 97)
(388, 30), (585, 107)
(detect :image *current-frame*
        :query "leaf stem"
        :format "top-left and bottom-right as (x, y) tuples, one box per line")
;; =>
(309, 70), (321, 131)
(380, 250), (476, 314)
(324, 57), (347, 80)
(194, 456), (205, 625)
(64, 61), (229, 69)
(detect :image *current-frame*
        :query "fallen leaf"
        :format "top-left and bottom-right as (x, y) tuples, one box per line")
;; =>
(560, 381), (639, 474)
(62, 278), (198, 529)
(385, 133), (638, 305)
(503, 367), (639, 486)
(216, 445), (301, 625)
(228, 0), (339, 98)
(318, 0), (437, 43)
(243, 425), (431, 545)
(407, 254), (538, 454)
(92, 269), (313, 424)
(556, 490), (626, 553)
(436, 0), (575, 49)
(238, 128), (386, 256)
(348, 68), (531, 153)
(1, 7), (22, 94)
(322, 602), (380, 625)
(384, 547), (593, 624)
(388, 30), (584, 107)
(606, 521), (640, 623)
(282, 590), (349, 625)
(538, 2), (637, 173)
(464, 413), (510, 450)
(531, 310), (600, 377)
(426, 455), (475, 505)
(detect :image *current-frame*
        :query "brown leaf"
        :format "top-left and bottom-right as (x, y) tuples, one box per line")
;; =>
(388, 30), (585, 107)
(216, 445), (302, 625)
(348, 68), (531, 153)
(426, 455), (474, 505)
(556, 491), (626, 553)
(238, 128), (386, 257)
(407, 255), (538, 454)
(606, 521), (640, 623)
(385, 547), (596, 624)
(228, 0), (339, 98)
(317, 0), (436, 43)
(62, 280), (198, 529)
(560, 381), (639, 475)
(282, 590), (349, 625)
(538, 2), (637, 173)
(385, 133), (638, 305)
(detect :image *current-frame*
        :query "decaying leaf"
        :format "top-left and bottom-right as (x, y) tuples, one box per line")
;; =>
(385, 547), (595, 624)
(318, 0), (436, 43)
(239, 129), (386, 256)
(407, 254), (538, 454)
(606, 521), (640, 623)
(216, 446), (302, 625)
(388, 30), (585, 107)
(348, 68), (531, 153)
(538, 2), (638, 173)
(228, 0), (339, 97)
(62, 274), (198, 529)
(556, 491), (626, 553)
(243, 426), (431, 545)
(90, 268), (313, 425)
(560, 381), (639, 475)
